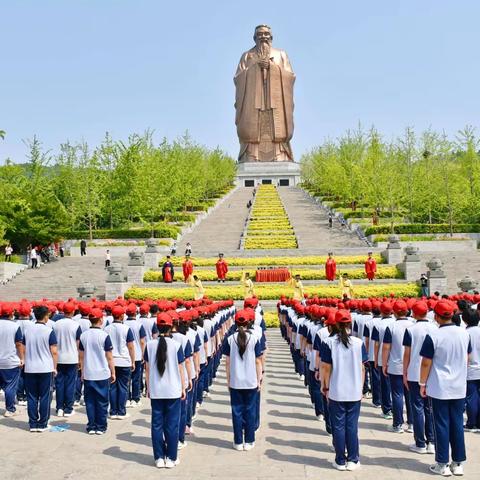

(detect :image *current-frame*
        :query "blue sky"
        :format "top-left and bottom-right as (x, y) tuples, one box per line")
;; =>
(1, 0), (479, 163)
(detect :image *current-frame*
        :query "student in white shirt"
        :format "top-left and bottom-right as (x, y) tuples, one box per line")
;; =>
(463, 309), (480, 432)
(403, 301), (436, 454)
(104, 305), (135, 419)
(321, 309), (367, 471)
(184, 310), (201, 433)
(52, 302), (82, 417)
(224, 309), (263, 451)
(79, 308), (115, 434)
(124, 304), (147, 408)
(0, 304), (24, 417)
(15, 302), (33, 405)
(145, 313), (186, 469)
(23, 305), (58, 432)
(420, 301), (471, 476)
(382, 300), (414, 433)
(74, 303), (92, 405)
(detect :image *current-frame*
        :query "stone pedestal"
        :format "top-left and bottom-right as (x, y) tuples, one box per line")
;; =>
(400, 245), (422, 281)
(77, 282), (96, 299)
(384, 235), (403, 265)
(127, 249), (145, 285)
(235, 161), (301, 187)
(144, 238), (161, 270)
(427, 257), (448, 295)
(457, 275), (479, 293)
(105, 263), (130, 301)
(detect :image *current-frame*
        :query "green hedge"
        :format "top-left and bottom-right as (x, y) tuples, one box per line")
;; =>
(365, 223), (480, 236)
(63, 225), (179, 240)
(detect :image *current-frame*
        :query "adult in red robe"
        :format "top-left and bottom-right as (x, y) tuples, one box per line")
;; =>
(162, 256), (174, 283)
(365, 252), (377, 281)
(325, 253), (337, 282)
(215, 253), (229, 282)
(182, 255), (194, 282)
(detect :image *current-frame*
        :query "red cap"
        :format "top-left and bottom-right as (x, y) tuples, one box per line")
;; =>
(157, 313), (173, 327)
(362, 300), (372, 312)
(235, 309), (254, 326)
(380, 302), (393, 315)
(434, 301), (455, 318)
(1, 304), (15, 317)
(63, 302), (76, 314)
(412, 301), (428, 318)
(335, 309), (352, 324)
(111, 305), (125, 318)
(125, 303), (137, 316)
(18, 303), (31, 317)
(139, 303), (150, 315)
(393, 300), (408, 315)
(78, 304), (91, 316)
(89, 308), (103, 321)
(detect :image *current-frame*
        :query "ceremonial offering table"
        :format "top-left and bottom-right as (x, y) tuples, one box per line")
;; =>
(255, 267), (291, 282)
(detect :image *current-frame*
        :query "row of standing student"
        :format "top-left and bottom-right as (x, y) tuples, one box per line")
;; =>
(279, 298), (476, 477)
(0, 300), (233, 465)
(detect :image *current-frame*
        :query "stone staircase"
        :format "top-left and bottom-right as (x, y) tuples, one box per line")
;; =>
(0, 256), (127, 301)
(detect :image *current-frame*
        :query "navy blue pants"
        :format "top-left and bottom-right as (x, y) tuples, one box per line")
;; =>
(431, 397), (466, 465)
(329, 399), (361, 465)
(197, 363), (207, 404)
(309, 370), (323, 416)
(128, 361), (142, 402)
(84, 379), (110, 433)
(255, 389), (261, 430)
(389, 374), (412, 427)
(378, 367), (392, 414)
(151, 398), (181, 461)
(55, 363), (77, 413)
(230, 388), (257, 445)
(292, 349), (304, 375)
(408, 381), (434, 447)
(186, 378), (197, 427)
(322, 393), (332, 433)
(75, 369), (83, 401)
(466, 379), (480, 429)
(369, 361), (381, 407)
(363, 362), (371, 394)
(0, 367), (21, 412)
(24, 372), (53, 429)
(179, 397), (187, 442)
(16, 368), (26, 402)
(109, 366), (131, 416)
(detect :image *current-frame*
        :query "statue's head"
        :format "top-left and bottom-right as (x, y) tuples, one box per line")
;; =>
(253, 25), (273, 46)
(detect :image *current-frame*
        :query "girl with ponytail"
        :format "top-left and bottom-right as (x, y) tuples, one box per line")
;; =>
(321, 309), (367, 472)
(224, 309), (263, 451)
(144, 313), (186, 469)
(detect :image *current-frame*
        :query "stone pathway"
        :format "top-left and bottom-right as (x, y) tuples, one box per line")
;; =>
(1, 329), (479, 479)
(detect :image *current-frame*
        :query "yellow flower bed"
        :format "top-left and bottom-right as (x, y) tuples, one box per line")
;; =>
(144, 265), (401, 283)
(246, 185), (297, 250)
(264, 311), (280, 328)
(126, 283), (420, 301)
(166, 254), (385, 267)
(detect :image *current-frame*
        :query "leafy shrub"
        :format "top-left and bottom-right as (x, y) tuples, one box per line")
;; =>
(365, 224), (480, 236)
(63, 225), (179, 240)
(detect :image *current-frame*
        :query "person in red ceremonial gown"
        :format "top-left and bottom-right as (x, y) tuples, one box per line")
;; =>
(365, 252), (377, 281)
(162, 255), (174, 283)
(182, 255), (194, 282)
(325, 252), (337, 282)
(216, 253), (229, 283)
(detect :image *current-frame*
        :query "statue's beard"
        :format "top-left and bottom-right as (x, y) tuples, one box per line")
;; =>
(256, 39), (271, 56)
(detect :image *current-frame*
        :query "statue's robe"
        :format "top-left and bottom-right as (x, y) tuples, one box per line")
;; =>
(234, 46), (295, 162)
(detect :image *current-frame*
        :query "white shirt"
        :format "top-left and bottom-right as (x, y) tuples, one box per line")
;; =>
(225, 331), (261, 389)
(24, 323), (57, 373)
(30, 248), (37, 259)
(80, 328), (113, 381)
(172, 332), (191, 388)
(146, 337), (184, 399)
(124, 318), (146, 362)
(196, 325), (207, 365)
(467, 326), (480, 381)
(139, 316), (157, 342)
(0, 319), (22, 369)
(364, 316), (382, 362)
(53, 317), (82, 364)
(404, 320), (437, 382)
(384, 318), (414, 375)
(104, 322), (134, 367)
(372, 316), (395, 367)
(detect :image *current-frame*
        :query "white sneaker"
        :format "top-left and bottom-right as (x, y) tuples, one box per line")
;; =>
(3, 410), (19, 418)
(450, 463), (464, 476)
(346, 461), (361, 471)
(165, 458), (179, 468)
(299, 375), (305, 381)
(133, 400), (142, 408)
(409, 444), (427, 454)
(233, 443), (244, 451)
(56, 409), (64, 417)
(405, 423), (414, 433)
(64, 410), (75, 417)
(74, 401), (80, 406)
(80, 399), (85, 406)
(381, 412), (393, 420)
(388, 425), (404, 434)
(427, 443), (436, 454)
(88, 430), (96, 435)
(95, 431), (105, 435)
(332, 461), (347, 471)
(116, 413), (130, 420)
(37, 425), (51, 433)
(178, 441), (187, 450)
(429, 463), (452, 476)
(203, 392), (209, 398)
(18, 400), (27, 406)
(364, 391), (372, 398)
(30, 428), (39, 433)
(126, 400), (134, 408)
(244, 442), (255, 451)
(155, 459), (165, 468)
(317, 414), (324, 421)
(372, 403), (382, 409)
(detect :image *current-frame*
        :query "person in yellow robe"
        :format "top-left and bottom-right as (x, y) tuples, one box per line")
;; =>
(286, 272), (304, 301)
(186, 274), (205, 300)
(241, 270), (255, 299)
(339, 272), (354, 299)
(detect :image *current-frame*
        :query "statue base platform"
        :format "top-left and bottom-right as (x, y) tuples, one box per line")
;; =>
(235, 161), (301, 187)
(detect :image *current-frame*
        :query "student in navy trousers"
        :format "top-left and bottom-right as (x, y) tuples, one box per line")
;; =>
(321, 309), (367, 471)
(464, 308), (480, 431)
(79, 308), (115, 434)
(224, 309), (263, 451)
(420, 300), (470, 476)
(145, 313), (186, 469)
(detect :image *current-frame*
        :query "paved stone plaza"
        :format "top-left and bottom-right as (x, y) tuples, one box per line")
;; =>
(0, 329), (479, 479)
